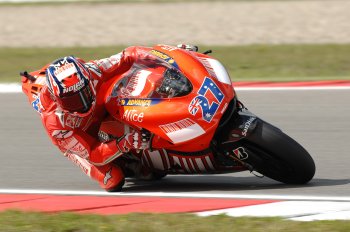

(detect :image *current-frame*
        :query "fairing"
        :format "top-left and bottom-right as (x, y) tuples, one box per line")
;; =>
(104, 45), (235, 152)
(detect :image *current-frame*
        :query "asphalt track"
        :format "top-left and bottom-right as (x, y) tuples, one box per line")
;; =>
(0, 89), (349, 198)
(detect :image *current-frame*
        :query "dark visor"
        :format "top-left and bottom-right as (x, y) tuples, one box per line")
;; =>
(57, 84), (94, 113)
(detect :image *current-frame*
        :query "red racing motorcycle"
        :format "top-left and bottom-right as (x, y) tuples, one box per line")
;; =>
(22, 44), (315, 186)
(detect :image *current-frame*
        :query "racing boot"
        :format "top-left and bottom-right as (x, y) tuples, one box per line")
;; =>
(64, 152), (125, 192)
(90, 163), (125, 192)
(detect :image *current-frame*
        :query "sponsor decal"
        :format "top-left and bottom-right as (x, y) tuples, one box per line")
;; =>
(67, 142), (89, 159)
(53, 62), (76, 81)
(65, 153), (91, 176)
(199, 57), (217, 80)
(233, 147), (249, 160)
(119, 98), (161, 107)
(125, 70), (150, 96)
(150, 50), (179, 68)
(122, 109), (144, 122)
(242, 117), (256, 136)
(167, 152), (215, 173)
(62, 78), (85, 94)
(52, 130), (73, 139)
(98, 130), (110, 142)
(58, 136), (89, 159)
(202, 58), (231, 85)
(159, 118), (205, 143)
(65, 114), (83, 129)
(31, 98), (42, 113)
(188, 77), (224, 123)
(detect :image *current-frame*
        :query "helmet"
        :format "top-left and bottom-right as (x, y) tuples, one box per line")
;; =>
(46, 56), (96, 116)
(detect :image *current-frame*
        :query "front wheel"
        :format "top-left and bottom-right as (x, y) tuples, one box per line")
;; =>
(241, 119), (315, 184)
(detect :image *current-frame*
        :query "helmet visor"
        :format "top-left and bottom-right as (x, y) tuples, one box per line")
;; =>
(56, 84), (95, 113)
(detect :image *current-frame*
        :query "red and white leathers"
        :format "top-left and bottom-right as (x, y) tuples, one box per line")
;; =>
(39, 45), (221, 191)
(39, 46), (152, 191)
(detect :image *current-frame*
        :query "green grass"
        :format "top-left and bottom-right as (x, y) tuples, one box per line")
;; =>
(1, 44), (350, 83)
(0, 210), (349, 232)
(210, 44), (350, 82)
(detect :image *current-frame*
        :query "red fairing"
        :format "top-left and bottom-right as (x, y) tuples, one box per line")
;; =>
(104, 45), (235, 152)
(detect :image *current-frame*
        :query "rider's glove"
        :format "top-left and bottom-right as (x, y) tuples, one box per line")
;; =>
(116, 129), (151, 153)
(177, 44), (199, 52)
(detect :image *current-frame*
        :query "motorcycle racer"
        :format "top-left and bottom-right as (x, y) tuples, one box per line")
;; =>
(37, 44), (198, 192)
(22, 43), (315, 190)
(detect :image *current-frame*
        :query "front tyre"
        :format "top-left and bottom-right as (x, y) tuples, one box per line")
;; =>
(242, 119), (315, 184)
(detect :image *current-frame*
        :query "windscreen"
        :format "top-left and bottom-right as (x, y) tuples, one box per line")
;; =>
(110, 52), (192, 99)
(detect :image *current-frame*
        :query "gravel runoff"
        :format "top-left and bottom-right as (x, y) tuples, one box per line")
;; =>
(1, 0), (350, 47)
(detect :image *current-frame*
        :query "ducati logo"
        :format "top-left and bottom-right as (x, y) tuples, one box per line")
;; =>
(233, 147), (249, 160)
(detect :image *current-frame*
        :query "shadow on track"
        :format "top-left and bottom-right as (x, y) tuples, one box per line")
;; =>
(122, 175), (350, 193)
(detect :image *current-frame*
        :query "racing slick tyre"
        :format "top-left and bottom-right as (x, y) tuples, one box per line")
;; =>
(152, 172), (167, 180)
(242, 119), (316, 184)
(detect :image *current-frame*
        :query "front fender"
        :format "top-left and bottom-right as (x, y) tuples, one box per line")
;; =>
(216, 103), (258, 144)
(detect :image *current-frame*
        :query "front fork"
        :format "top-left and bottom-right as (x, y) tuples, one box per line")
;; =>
(212, 101), (259, 171)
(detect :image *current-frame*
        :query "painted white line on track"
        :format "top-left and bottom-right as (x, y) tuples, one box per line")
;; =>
(0, 84), (22, 93)
(1, 189), (350, 202)
(291, 210), (350, 221)
(1, 83), (350, 93)
(197, 201), (350, 221)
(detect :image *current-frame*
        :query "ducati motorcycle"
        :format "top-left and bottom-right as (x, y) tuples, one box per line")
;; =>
(21, 44), (315, 187)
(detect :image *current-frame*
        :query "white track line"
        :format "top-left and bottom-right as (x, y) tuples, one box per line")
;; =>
(1, 189), (350, 202)
(1, 83), (350, 93)
(0, 84), (22, 93)
(197, 201), (350, 221)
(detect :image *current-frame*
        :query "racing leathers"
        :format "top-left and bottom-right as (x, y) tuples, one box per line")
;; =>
(39, 46), (150, 191)
(38, 45), (218, 191)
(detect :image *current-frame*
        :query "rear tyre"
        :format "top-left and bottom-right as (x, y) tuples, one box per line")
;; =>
(152, 172), (167, 180)
(242, 119), (315, 184)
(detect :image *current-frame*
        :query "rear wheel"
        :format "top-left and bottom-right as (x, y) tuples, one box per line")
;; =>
(241, 119), (315, 184)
